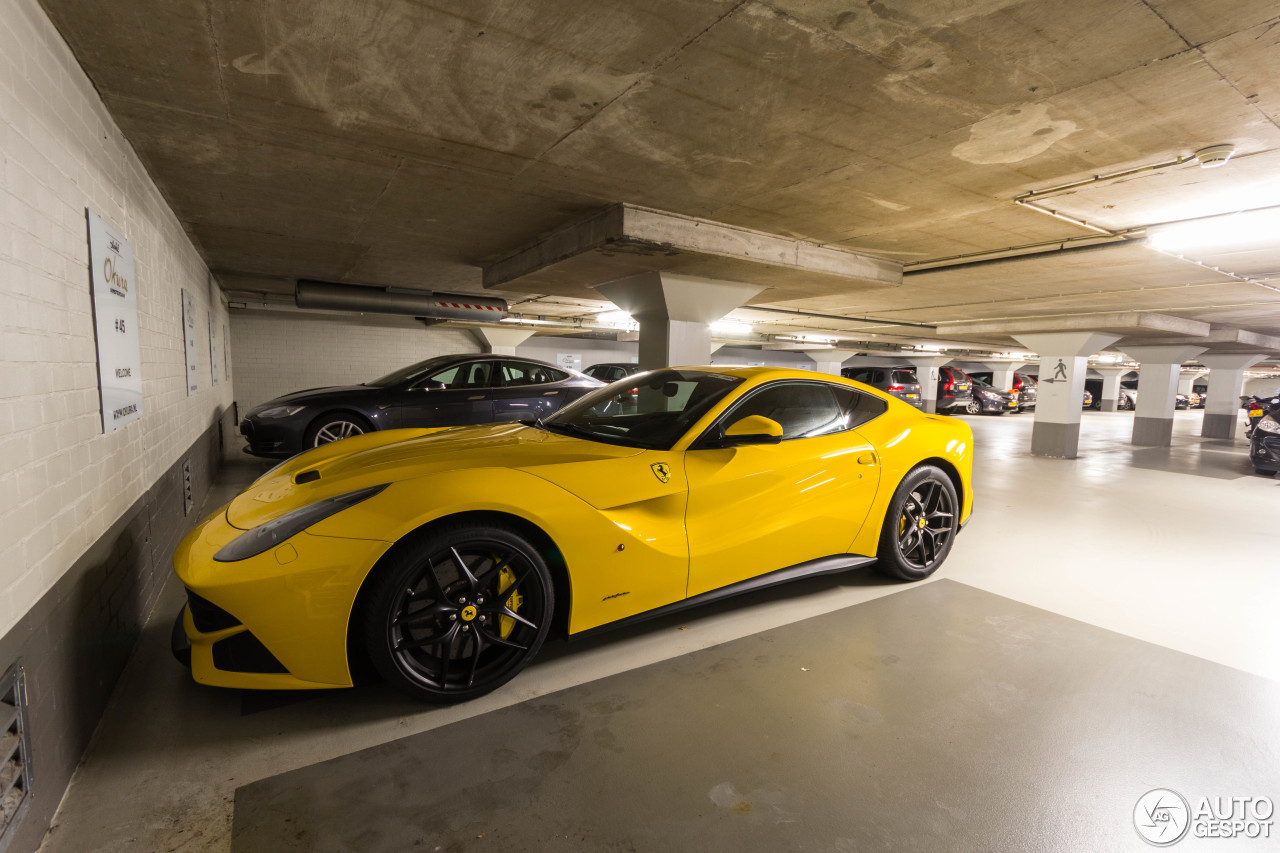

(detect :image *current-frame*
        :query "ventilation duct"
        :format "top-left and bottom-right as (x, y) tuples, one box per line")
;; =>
(295, 280), (508, 321)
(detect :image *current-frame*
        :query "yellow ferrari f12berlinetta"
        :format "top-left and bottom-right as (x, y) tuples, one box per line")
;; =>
(173, 366), (973, 702)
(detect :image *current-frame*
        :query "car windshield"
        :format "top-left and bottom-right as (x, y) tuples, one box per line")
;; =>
(367, 356), (459, 387)
(540, 369), (743, 450)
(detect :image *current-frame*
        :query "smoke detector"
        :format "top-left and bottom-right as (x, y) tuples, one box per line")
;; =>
(1194, 144), (1235, 168)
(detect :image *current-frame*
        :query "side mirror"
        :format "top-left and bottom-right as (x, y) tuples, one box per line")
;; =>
(720, 415), (784, 446)
(416, 380), (446, 392)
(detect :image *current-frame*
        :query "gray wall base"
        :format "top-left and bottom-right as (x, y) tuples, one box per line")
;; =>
(1201, 413), (1238, 440)
(1030, 421), (1081, 458)
(1100, 400), (1117, 412)
(1132, 415), (1174, 446)
(0, 408), (233, 853)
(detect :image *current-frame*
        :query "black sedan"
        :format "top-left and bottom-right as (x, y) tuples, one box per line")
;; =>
(240, 354), (601, 457)
(963, 376), (1019, 414)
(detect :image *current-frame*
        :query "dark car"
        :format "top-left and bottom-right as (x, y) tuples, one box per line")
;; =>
(584, 362), (642, 383)
(1249, 400), (1280, 476)
(963, 376), (1019, 414)
(842, 366), (924, 407)
(968, 370), (1037, 411)
(240, 354), (602, 458)
(937, 366), (974, 413)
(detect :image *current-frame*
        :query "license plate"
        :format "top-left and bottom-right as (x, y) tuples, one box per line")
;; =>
(905, 393), (918, 398)
(1251, 409), (1264, 417)
(1008, 401), (1017, 407)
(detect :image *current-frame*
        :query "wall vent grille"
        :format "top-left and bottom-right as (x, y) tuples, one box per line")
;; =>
(182, 458), (194, 516)
(0, 663), (32, 852)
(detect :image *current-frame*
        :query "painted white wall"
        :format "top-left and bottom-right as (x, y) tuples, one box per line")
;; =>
(0, 0), (232, 636)
(229, 312), (481, 413)
(1244, 375), (1280, 397)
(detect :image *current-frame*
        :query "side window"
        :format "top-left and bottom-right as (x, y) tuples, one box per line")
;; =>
(845, 368), (872, 383)
(427, 361), (492, 389)
(873, 370), (886, 384)
(721, 382), (846, 440)
(894, 370), (918, 385)
(498, 361), (568, 386)
(831, 386), (888, 429)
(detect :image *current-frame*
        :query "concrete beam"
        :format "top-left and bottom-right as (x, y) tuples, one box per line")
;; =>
(1126, 327), (1280, 355)
(483, 204), (902, 299)
(940, 312), (1210, 341)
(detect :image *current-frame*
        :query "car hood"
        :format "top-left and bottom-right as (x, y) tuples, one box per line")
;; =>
(248, 385), (375, 413)
(226, 422), (644, 529)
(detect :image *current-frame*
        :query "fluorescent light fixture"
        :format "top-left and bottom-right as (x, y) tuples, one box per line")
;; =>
(596, 310), (634, 325)
(1148, 207), (1280, 254)
(711, 320), (753, 336)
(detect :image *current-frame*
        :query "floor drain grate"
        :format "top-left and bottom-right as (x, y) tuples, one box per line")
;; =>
(0, 663), (32, 851)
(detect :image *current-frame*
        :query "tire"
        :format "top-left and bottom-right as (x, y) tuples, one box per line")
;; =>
(875, 465), (959, 582)
(964, 399), (981, 415)
(362, 523), (554, 702)
(304, 411), (372, 448)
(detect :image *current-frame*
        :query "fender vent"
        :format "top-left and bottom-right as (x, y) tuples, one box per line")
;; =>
(0, 663), (32, 850)
(294, 470), (320, 484)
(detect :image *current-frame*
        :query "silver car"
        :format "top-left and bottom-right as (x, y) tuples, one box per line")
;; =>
(842, 366), (924, 408)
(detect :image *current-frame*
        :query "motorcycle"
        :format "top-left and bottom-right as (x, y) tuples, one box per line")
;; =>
(1242, 393), (1280, 439)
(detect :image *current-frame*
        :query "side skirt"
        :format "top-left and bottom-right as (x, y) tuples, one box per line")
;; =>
(569, 554), (878, 642)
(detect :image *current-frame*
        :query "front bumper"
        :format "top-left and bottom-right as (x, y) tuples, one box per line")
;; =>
(172, 504), (392, 689)
(977, 395), (1018, 413)
(240, 417), (307, 458)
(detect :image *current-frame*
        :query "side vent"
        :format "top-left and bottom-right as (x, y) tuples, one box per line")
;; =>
(0, 663), (32, 851)
(182, 458), (194, 516)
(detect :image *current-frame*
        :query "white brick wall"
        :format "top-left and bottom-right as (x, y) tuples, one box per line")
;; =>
(229, 311), (482, 413)
(0, 0), (232, 636)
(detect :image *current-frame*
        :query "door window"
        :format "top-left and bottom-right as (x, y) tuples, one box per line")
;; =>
(424, 360), (493, 389)
(497, 361), (569, 386)
(719, 382), (847, 440)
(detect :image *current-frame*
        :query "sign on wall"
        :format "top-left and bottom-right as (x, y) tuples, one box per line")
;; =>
(208, 312), (220, 386)
(557, 353), (583, 372)
(182, 289), (199, 396)
(223, 323), (231, 381)
(86, 209), (142, 433)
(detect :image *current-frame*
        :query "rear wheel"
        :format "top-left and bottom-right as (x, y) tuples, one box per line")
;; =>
(876, 466), (958, 582)
(363, 523), (554, 702)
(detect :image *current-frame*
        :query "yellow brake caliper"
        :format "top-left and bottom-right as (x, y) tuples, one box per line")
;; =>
(496, 562), (523, 640)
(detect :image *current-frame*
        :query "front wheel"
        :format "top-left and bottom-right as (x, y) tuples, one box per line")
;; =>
(964, 399), (981, 415)
(363, 524), (554, 703)
(876, 466), (958, 582)
(305, 411), (371, 447)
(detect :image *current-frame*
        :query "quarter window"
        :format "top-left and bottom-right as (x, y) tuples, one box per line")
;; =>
(497, 361), (568, 386)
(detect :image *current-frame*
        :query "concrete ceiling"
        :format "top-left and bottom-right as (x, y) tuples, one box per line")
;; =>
(37, 0), (1280, 347)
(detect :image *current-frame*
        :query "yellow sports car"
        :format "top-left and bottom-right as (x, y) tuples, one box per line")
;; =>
(173, 366), (973, 701)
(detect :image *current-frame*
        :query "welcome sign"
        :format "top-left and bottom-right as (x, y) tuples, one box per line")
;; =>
(87, 209), (142, 433)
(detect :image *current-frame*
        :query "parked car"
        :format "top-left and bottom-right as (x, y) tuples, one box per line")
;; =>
(936, 366), (974, 413)
(174, 366), (974, 702)
(968, 371), (1037, 411)
(239, 354), (602, 458)
(842, 366), (923, 407)
(1082, 390), (1093, 409)
(1118, 382), (1138, 410)
(1185, 391), (1204, 409)
(963, 376), (1018, 414)
(1175, 394), (1190, 410)
(583, 362), (642, 385)
(1249, 399), (1280, 475)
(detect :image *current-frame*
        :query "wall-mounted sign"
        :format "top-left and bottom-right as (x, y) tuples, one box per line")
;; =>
(208, 312), (220, 386)
(223, 322), (231, 381)
(182, 288), (199, 396)
(86, 209), (142, 433)
(558, 353), (582, 372)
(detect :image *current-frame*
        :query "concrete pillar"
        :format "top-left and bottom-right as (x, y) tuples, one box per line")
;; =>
(1177, 372), (1204, 395)
(1012, 333), (1121, 458)
(802, 348), (861, 376)
(982, 362), (1024, 394)
(1093, 367), (1129, 412)
(597, 272), (762, 370)
(1119, 346), (1208, 446)
(907, 356), (954, 414)
(471, 327), (534, 356)
(1199, 354), (1267, 439)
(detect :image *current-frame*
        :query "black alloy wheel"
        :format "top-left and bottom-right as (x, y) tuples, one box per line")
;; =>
(363, 524), (553, 702)
(876, 465), (958, 581)
(965, 398), (982, 415)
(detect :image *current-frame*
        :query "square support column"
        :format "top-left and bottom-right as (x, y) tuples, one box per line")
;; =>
(1119, 346), (1208, 446)
(802, 348), (861, 376)
(907, 356), (954, 414)
(982, 362), (1025, 395)
(1093, 367), (1130, 412)
(1012, 333), (1121, 458)
(598, 272), (762, 370)
(1199, 354), (1267, 439)
(471, 327), (534, 356)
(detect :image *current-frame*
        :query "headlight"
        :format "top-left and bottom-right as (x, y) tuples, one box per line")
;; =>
(1258, 416), (1280, 434)
(214, 484), (388, 562)
(256, 405), (305, 419)
(978, 390), (998, 400)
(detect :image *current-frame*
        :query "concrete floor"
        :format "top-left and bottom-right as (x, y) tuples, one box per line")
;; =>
(39, 409), (1280, 852)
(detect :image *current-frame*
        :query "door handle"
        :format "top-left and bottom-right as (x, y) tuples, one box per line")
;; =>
(468, 395), (484, 401)
(857, 452), (877, 465)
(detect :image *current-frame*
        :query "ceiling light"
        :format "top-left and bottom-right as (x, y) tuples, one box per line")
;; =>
(711, 320), (753, 336)
(1194, 144), (1235, 169)
(1148, 207), (1280, 254)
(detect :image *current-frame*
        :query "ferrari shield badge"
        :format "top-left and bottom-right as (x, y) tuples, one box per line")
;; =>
(651, 462), (672, 483)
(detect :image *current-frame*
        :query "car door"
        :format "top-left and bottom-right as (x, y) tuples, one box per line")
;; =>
(395, 360), (495, 427)
(683, 381), (882, 597)
(491, 361), (572, 420)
